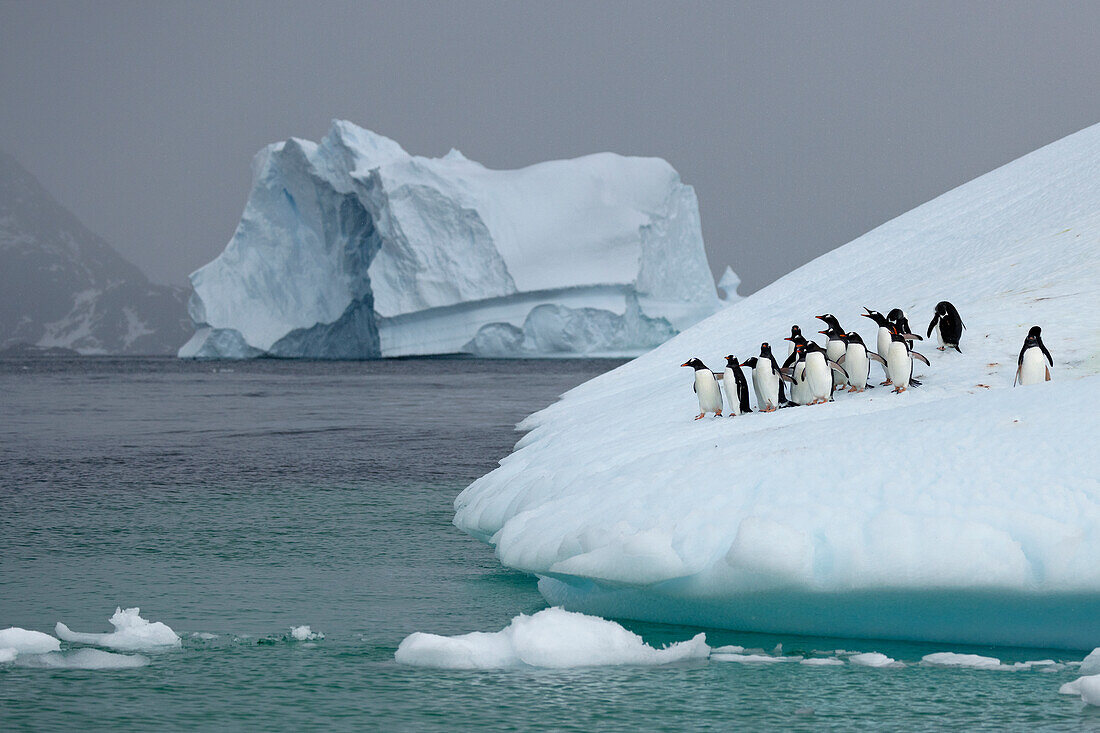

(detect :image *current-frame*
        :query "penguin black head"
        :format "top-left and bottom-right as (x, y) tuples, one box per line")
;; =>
(935, 301), (950, 317)
(681, 358), (707, 370)
(887, 308), (906, 323)
(790, 325), (802, 339)
(861, 308), (890, 327)
(724, 354), (740, 368)
(1027, 325), (1042, 339)
(845, 332), (865, 347)
(760, 342), (774, 357)
(816, 314), (842, 331)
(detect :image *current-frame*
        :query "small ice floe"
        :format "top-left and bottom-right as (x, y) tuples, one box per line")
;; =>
(711, 645), (745, 654)
(0, 628), (61, 655)
(711, 653), (801, 664)
(395, 607), (709, 670)
(849, 652), (903, 668)
(801, 657), (844, 666)
(289, 626), (323, 641)
(18, 649), (149, 670)
(1060, 674), (1100, 706)
(55, 607), (180, 650)
(191, 632), (218, 641)
(922, 653), (1062, 671)
(1080, 648), (1100, 675)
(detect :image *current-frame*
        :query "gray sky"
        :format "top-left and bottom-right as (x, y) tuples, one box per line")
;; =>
(2, 1), (1099, 293)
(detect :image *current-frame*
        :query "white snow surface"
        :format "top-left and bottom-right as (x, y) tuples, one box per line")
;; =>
(0, 627), (61, 655)
(1060, 674), (1100, 706)
(181, 120), (719, 358)
(55, 607), (181, 651)
(394, 607), (709, 669)
(455, 123), (1100, 649)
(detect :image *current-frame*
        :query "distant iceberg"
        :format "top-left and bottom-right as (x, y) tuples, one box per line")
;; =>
(455, 123), (1100, 649)
(180, 121), (720, 358)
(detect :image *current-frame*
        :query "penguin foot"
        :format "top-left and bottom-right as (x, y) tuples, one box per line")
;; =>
(881, 379), (892, 386)
(694, 414), (705, 420)
(937, 346), (946, 351)
(893, 386), (907, 393)
(715, 411), (723, 417)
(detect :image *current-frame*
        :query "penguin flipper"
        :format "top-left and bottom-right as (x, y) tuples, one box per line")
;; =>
(836, 354), (846, 365)
(867, 352), (887, 366)
(1014, 366), (1020, 387)
(926, 316), (937, 338)
(828, 360), (848, 378)
(910, 351), (931, 366)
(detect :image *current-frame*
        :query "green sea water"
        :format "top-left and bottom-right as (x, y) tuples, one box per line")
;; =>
(1, 358), (1096, 731)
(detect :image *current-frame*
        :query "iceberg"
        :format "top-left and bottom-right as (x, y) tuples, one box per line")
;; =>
(455, 123), (1100, 649)
(55, 607), (181, 651)
(180, 121), (720, 358)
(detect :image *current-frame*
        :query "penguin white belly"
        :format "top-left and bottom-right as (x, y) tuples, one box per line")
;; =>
(722, 367), (741, 416)
(1019, 348), (1049, 386)
(695, 372), (724, 413)
(886, 342), (912, 389)
(826, 340), (846, 387)
(754, 364), (779, 409)
(935, 326), (945, 349)
(846, 345), (869, 389)
(805, 352), (832, 402)
(877, 327), (892, 361)
(791, 361), (808, 405)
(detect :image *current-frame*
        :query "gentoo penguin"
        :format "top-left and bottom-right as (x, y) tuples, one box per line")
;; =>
(884, 329), (930, 393)
(743, 343), (785, 412)
(927, 301), (965, 352)
(861, 308), (895, 383)
(782, 342), (810, 406)
(681, 358), (723, 419)
(722, 355), (752, 416)
(803, 342), (847, 404)
(837, 332), (885, 392)
(787, 325), (804, 357)
(888, 308), (923, 346)
(1015, 326), (1053, 386)
(816, 314), (848, 388)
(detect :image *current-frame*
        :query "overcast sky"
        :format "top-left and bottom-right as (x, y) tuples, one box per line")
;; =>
(2, 1), (1099, 293)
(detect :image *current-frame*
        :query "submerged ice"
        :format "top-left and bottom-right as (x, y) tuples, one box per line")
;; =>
(455, 122), (1100, 649)
(180, 121), (720, 358)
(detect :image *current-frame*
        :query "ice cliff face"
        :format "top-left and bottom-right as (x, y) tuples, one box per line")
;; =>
(455, 123), (1100, 650)
(0, 151), (188, 355)
(180, 121), (720, 358)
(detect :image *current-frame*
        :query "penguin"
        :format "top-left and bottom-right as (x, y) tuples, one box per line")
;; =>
(884, 328), (930, 393)
(743, 343), (785, 412)
(816, 314), (848, 389)
(927, 301), (965, 352)
(782, 341), (810, 406)
(837, 332), (885, 392)
(888, 308), (923, 346)
(861, 308), (895, 383)
(1014, 326), (1053, 386)
(681, 358), (723, 419)
(803, 342), (847, 404)
(722, 355), (752, 416)
(786, 325), (804, 357)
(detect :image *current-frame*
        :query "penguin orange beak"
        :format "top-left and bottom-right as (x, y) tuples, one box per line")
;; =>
(819, 330), (829, 335)
(815, 315), (827, 321)
(860, 312), (873, 319)
(681, 361), (691, 367)
(784, 337), (793, 341)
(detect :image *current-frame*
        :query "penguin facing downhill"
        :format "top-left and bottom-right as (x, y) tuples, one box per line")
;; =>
(682, 358), (723, 419)
(816, 315), (848, 389)
(888, 308), (923, 346)
(782, 342), (810, 406)
(722, 355), (752, 416)
(787, 325), (804, 357)
(744, 342), (785, 412)
(803, 342), (847, 404)
(885, 328), (930, 393)
(837, 332), (885, 392)
(861, 308), (895, 383)
(1015, 326), (1053, 386)
(927, 301), (965, 352)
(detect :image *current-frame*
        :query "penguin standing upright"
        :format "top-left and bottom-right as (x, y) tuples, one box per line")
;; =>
(786, 325), (804, 357)
(722, 355), (752, 416)
(861, 308), (895, 383)
(803, 342), (847, 404)
(838, 332), (885, 392)
(1015, 326), (1053, 386)
(681, 358), (723, 419)
(816, 314), (848, 389)
(783, 342), (810, 406)
(927, 301), (965, 352)
(887, 309), (922, 347)
(884, 329), (930, 393)
(743, 343), (785, 412)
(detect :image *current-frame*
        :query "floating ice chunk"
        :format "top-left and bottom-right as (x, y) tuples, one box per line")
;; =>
(850, 652), (902, 668)
(290, 625), (323, 641)
(394, 607), (709, 669)
(801, 657), (844, 666)
(1080, 648), (1100, 675)
(712, 653), (798, 664)
(0, 648), (16, 663)
(0, 627), (61, 655)
(711, 645), (745, 654)
(922, 652), (1003, 668)
(1060, 674), (1100, 706)
(55, 607), (180, 650)
(19, 649), (149, 670)
(191, 632), (218, 640)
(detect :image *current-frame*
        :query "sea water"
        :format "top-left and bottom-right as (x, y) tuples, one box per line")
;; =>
(0, 358), (1096, 731)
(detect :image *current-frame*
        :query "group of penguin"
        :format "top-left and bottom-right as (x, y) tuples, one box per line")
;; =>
(682, 301), (1055, 419)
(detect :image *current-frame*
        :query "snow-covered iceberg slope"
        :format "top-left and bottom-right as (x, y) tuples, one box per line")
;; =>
(180, 121), (719, 358)
(455, 123), (1100, 650)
